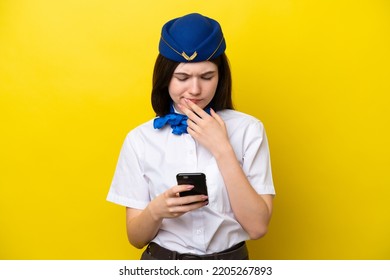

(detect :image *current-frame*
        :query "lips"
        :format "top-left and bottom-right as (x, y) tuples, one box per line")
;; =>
(186, 99), (201, 104)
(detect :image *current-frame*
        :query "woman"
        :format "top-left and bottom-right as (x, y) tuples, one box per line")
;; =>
(107, 13), (275, 260)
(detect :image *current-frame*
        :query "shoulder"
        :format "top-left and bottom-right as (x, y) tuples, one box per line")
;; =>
(123, 118), (160, 146)
(128, 118), (156, 136)
(217, 109), (264, 131)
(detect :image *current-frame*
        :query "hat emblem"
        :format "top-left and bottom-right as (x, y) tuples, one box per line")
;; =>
(181, 51), (197, 61)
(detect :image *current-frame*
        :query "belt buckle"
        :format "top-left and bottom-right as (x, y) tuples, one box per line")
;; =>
(178, 253), (203, 260)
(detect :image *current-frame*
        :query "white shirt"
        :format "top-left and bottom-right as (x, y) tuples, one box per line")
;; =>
(107, 109), (275, 254)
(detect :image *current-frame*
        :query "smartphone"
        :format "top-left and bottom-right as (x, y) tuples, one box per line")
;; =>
(176, 173), (208, 197)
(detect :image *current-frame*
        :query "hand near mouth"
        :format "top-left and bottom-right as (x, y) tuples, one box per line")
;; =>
(178, 99), (232, 158)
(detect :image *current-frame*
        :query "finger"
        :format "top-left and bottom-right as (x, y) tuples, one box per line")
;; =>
(178, 102), (203, 121)
(177, 103), (202, 124)
(178, 194), (208, 204)
(169, 184), (194, 197)
(210, 108), (225, 127)
(181, 201), (209, 211)
(165, 192), (205, 208)
(183, 98), (210, 119)
(186, 118), (201, 133)
(173, 195), (209, 209)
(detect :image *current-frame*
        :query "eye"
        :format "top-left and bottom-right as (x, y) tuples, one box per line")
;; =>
(174, 74), (189, 81)
(201, 75), (214, 80)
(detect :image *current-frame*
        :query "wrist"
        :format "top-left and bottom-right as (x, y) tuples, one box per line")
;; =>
(146, 201), (163, 223)
(213, 142), (235, 161)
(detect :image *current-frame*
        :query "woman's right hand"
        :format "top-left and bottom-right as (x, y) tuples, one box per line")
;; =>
(147, 184), (208, 221)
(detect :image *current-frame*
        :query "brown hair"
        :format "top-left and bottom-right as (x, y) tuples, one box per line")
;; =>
(151, 53), (233, 116)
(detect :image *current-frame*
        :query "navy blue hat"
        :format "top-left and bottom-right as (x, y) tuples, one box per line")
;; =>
(159, 13), (226, 62)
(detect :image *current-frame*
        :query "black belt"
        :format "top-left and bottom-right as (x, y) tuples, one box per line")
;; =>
(145, 242), (248, 260)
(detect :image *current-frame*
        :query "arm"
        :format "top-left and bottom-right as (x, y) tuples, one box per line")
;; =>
(179, 99), (273, 239)
(211, 145), (273, 239)
(125, 184), (208, 248)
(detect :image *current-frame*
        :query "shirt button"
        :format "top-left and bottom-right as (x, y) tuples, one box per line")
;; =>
(196, 229), (202, 235)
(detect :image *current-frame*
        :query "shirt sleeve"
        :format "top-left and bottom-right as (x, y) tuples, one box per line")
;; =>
(242, 121), (276, 195)
(106, 131), (150, 209)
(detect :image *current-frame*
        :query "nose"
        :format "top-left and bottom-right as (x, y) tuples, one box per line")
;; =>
(189, 78), (201, 96)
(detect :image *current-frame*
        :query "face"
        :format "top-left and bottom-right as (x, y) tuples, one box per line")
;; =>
(168, 61), (219, 113)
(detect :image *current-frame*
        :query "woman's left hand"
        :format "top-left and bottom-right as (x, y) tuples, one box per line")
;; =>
(178, 99), (231, 157)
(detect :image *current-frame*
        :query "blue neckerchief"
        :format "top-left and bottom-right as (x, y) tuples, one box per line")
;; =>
(153, 103), (211, 135)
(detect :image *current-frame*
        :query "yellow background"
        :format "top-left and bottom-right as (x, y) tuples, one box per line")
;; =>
(1, 0), (389, 259)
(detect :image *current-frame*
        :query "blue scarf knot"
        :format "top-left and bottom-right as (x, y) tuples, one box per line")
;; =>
(153, 103), (211, 135)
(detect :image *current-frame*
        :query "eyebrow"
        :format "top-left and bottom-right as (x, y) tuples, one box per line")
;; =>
(173, 70), (217, 76)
